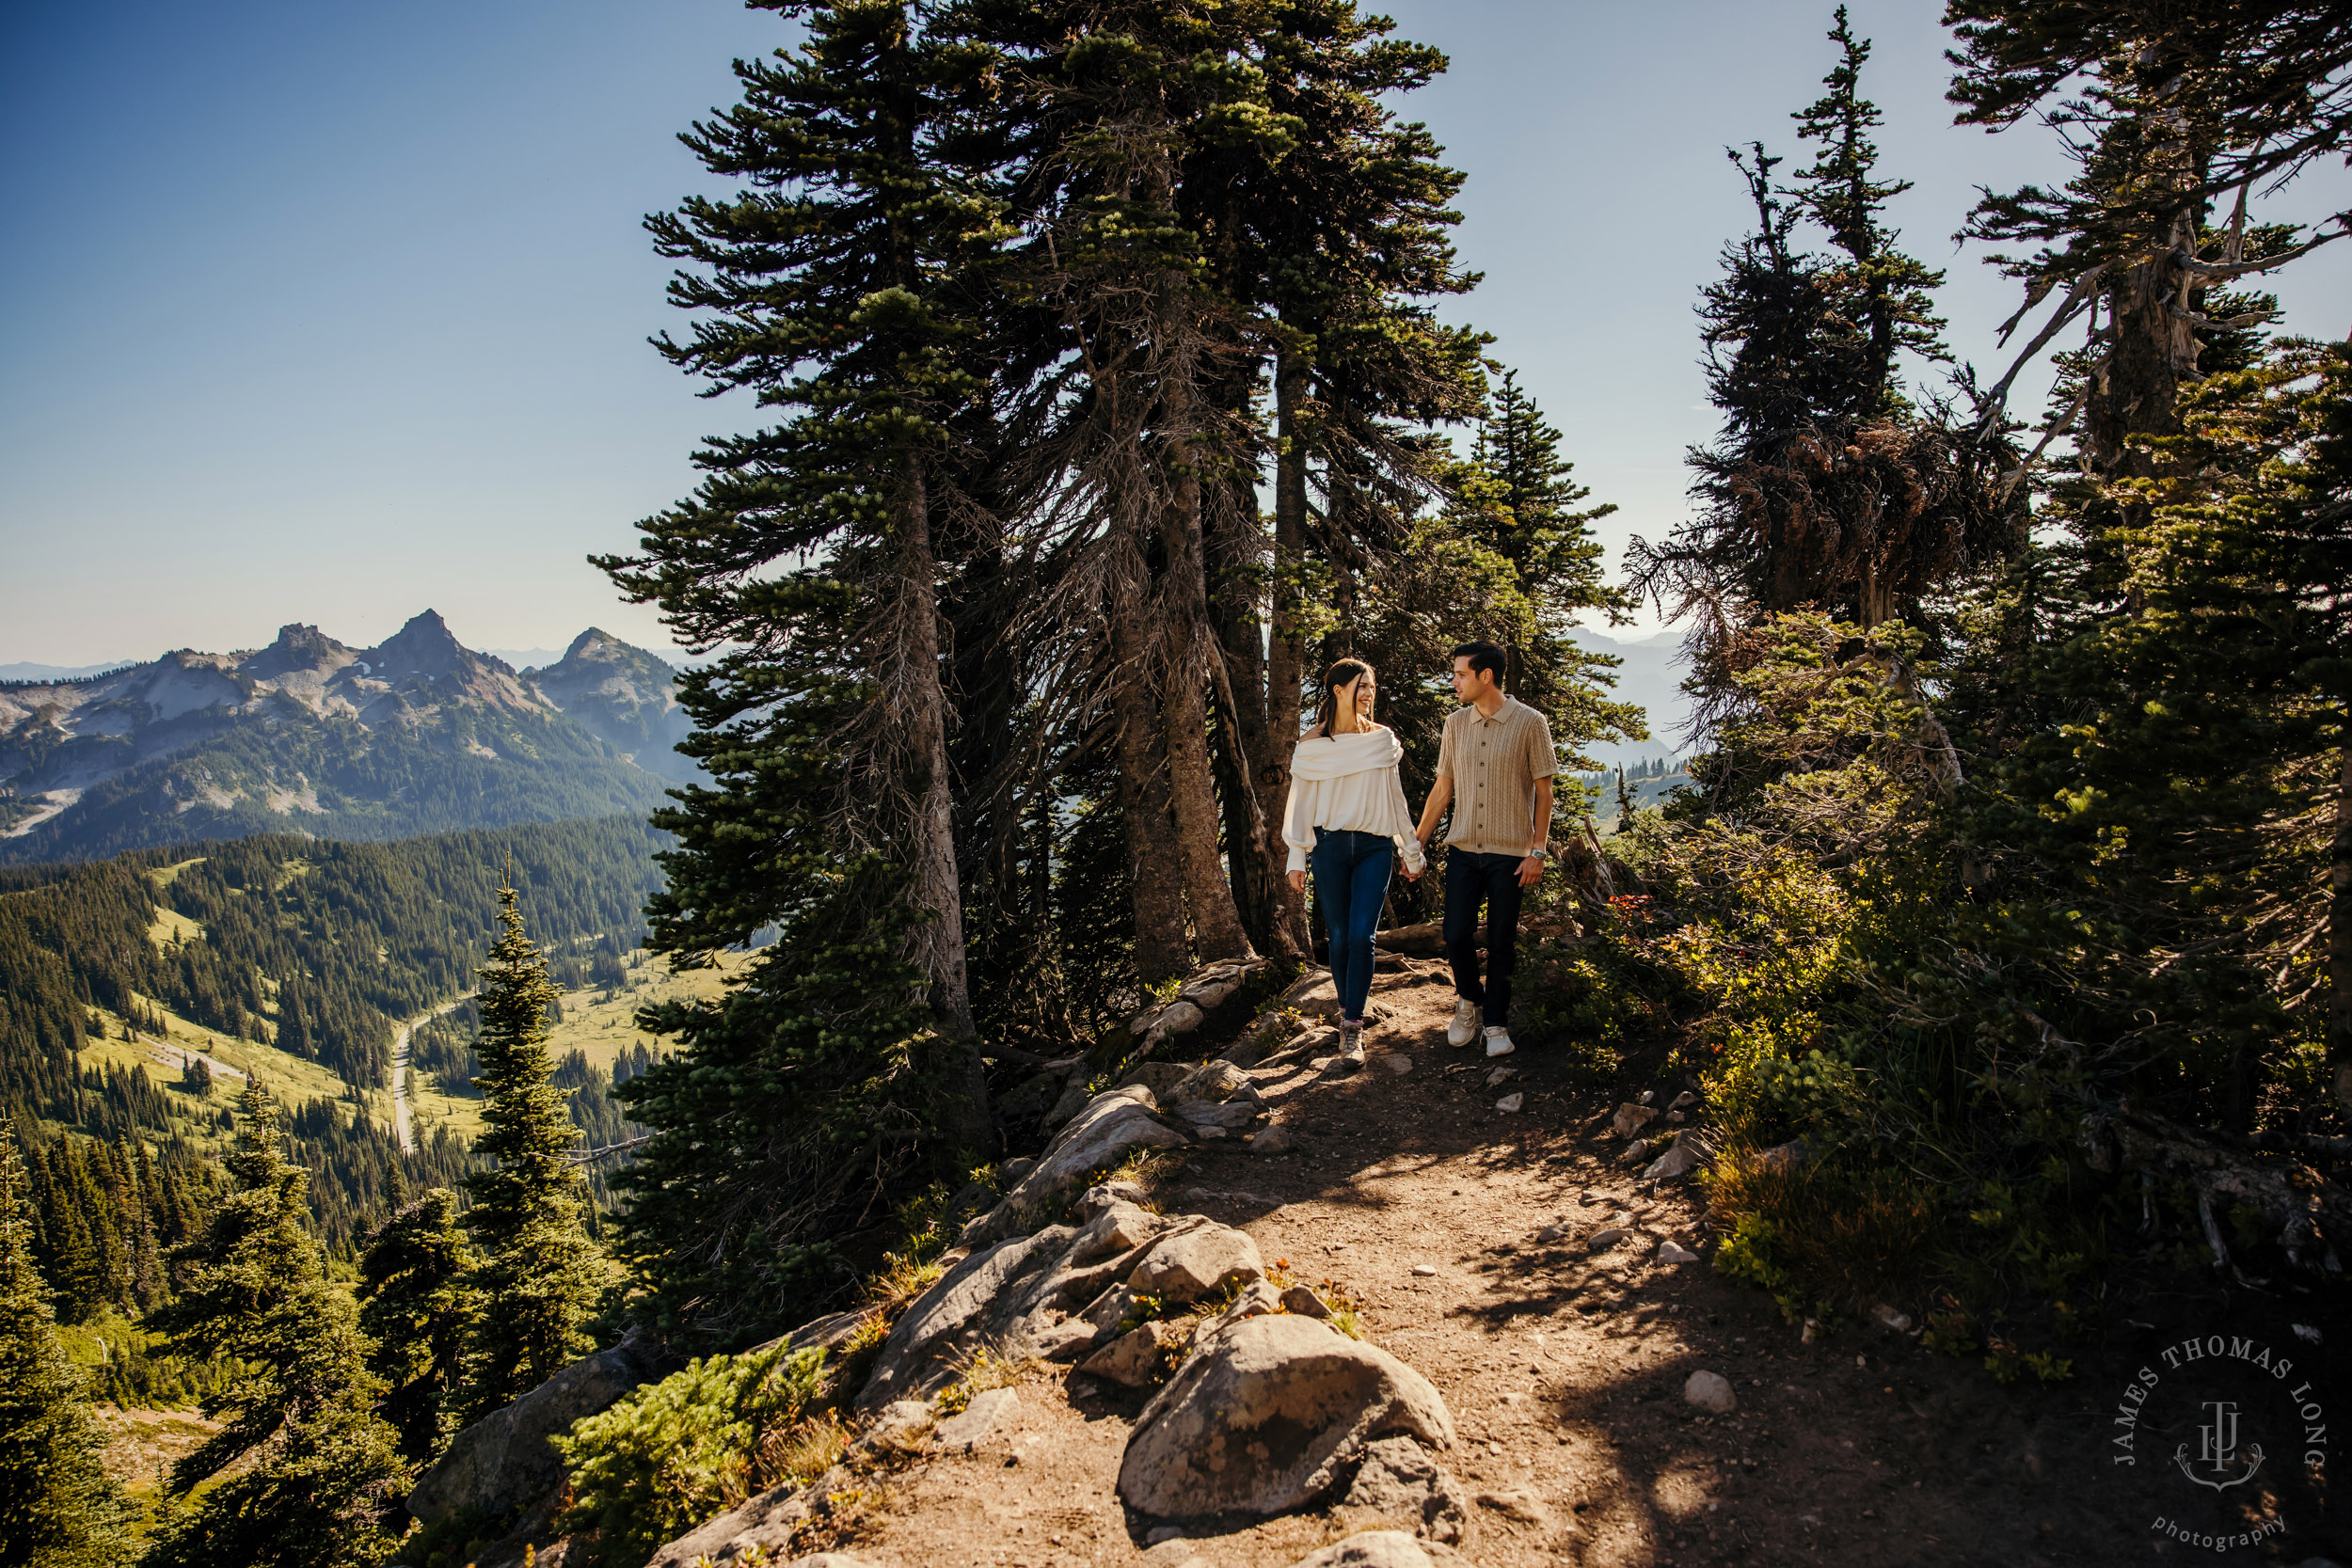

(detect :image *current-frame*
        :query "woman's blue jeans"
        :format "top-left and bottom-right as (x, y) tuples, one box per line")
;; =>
(1311, 828), (1393, 1022)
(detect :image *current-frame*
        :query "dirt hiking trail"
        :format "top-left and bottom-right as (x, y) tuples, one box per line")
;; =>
(814, 958), (2340, 1567)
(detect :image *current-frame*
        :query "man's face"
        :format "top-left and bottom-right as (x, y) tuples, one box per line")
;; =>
(1451, 657), (1490, 701)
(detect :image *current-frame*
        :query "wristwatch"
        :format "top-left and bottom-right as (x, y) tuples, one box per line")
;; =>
(1524, 847), (1547, 860)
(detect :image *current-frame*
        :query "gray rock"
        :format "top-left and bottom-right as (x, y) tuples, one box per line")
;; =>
(1494, 1093), (1523, 1114)
(1683, 1370), (1737, 1414)
(1119, 1061), (1199, 1101)
(1610, 1102), (1659, 1138)
(1171, 1060), (1257, 1104)
(1132, 1224), (1264, 1303)
(1669, 1090), (1698, 1111)
(1118, 1312), (1454, 1518)
(1176, 1099), (1260, 1130)
(1071, 1199), (1175, 1265)
(1641, 1137), (1705, 1180)
(1080, 1180), (1152, 1214)
(935, 1387), (1019, 1450)
(1280, 967), (1338, 1011)
(1618, 1138), (1652, 1164)
(406, 1329), (675, 1527)
(1656, 1241), (1701, 1265)
(1195, 1125), (1230, 1140)
(1195, 1277), (1284, 1340)
(643, 1464), (850, 1565)
(1334, 1435), (1470, 1544)
(1756, 1136), (1810, 1172)
(1033, 1318), (1100, 1361)
(864, 1399), (934, 1447)
(1180, 978), (1242, 1011)
(961, 1088), (1189, 1249)
(1250, 1124), (1299, 1155)
(1485, 1067), (1518, 1086)
(1586, 1227), (1628, 1251)
(857, 1228), (1073, 1411)
(1872, 1304), (1914, 1334)
(1637, 1089), (1655, 1105)
(1081, 1321), (1178, 1387)
(1281, 1284), (1333, 1320)
(1156, 1000), (1208, 1036)
(1286, 1530), (1470, 1567)
(1380, 1053), (1414, 1075)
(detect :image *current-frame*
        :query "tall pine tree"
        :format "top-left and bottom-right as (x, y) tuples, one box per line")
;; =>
(0, 1120), (127, 1568)
(357, 1188), (475, 1465)
(460, 887), (601, 1418)
(145, 1083), (405, 1568)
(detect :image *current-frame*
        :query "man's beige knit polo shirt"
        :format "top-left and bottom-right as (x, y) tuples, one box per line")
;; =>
(1434, 695), (1556, 856)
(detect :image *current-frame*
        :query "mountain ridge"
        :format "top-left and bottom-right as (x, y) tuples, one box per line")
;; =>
(0, 613), (695, 862)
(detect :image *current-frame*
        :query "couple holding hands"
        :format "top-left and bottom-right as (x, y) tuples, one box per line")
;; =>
(1280, 640), (1555, 1067)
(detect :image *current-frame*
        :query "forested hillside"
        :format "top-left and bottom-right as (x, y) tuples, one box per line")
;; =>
(0, 815), (666, 1126)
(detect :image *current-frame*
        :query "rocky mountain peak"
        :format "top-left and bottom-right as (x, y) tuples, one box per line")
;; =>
(242, 623), (352, 680)
(366, 610), (477, 682)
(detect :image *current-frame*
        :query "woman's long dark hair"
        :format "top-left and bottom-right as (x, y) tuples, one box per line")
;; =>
(1311, 657), (1375, 739)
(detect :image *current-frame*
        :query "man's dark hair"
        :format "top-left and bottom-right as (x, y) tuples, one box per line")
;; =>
(1452, 641), (1507, 682)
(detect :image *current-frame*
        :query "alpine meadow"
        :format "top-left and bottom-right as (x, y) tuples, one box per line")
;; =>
(3, 2), (2347, 1565)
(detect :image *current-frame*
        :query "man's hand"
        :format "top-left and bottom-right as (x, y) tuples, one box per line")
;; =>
(1287, 868), (1308, 894)
(1403, 863), (1422, 881)
(1517, 854), (1545, 888)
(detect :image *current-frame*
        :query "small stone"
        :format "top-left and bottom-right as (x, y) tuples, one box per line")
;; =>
(1618, 1138), (1651, 1164)
(1146, 1525), (1187, 1544)
(1640, 1138), (1704, 1181)
(1486, 1067), (1518, 1086)
(1080, 1322), (1175, 1387)
(1666, 1110), (1686, 1123)
(1411, 1263), (1438, 1276)
(1250, 1124), (1297, 1155)
(1495, 1093), (1523, 1113)
(1195, 1125), (1228, 1140)
(1638, 1090), (1655, 1105)
(1872, 1305), (1913, 1334)
(1756, 1137), (1809, 1172)
(1610, 1102), (1660, 1138)
(1033, 1319), (1101, 1361)
(1474, 1486), (1551, 1526)
(1534, 1223), (1573, 1244)
(1801, 1318), (1818, 1344)
(1683, 1370), (1737, 1415)
(1280, 1284), (1333, 1319)
(1669, 1091), (1698, 1111)
(1380, 1053), (1414, 1075)
(1656, 1241), (1700, 1265)
(1586, 1227), (1628, 1252)
(934, 1386), (1019, 1449)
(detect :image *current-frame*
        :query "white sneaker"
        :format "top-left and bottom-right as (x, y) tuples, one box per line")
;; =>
(1483, 1024), (1516, 1058)
(1447, 999), (1481, 1048)
(1339, 1022), (1367, 1066)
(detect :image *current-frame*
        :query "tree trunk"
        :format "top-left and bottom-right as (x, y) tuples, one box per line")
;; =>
(2331, 738), (2352, 1117)
(1107, 570), (1194, 986)
(1263, 349), (1314, 952)
(891, 454), (988, 1144)
(1156, 348), (1257, 964)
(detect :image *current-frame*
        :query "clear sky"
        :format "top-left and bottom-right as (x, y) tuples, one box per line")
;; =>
(4, 0), (2346, 667)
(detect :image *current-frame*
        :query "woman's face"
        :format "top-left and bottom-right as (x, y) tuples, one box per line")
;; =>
(1343, 672), (1376, 721)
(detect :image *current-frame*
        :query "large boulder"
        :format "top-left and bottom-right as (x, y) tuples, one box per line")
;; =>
(1130, 1224), (1263, 1304)
(1118, 1312), (1455, 1519)
(405, 1331), (676, 1528)
(961, 1088), (1190, 1249)
(856, 1227), (1076, 1412)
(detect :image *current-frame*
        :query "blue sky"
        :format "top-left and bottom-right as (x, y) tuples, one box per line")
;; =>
(4, 0), (2347, 667)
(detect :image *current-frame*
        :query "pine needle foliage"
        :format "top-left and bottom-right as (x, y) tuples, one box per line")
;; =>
(144, 1082), (405, 1568)
(459, 886), (602, 1420)
(357, 1188), (477, 1465)
(0, 1119), (129, 1568)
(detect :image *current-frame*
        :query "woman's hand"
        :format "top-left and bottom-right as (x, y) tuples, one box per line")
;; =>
(1403, 864), (1422, 881)
(1287, 869), (1307, 894)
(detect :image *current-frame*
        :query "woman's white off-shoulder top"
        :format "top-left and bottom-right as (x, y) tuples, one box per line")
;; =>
(1279, 727), (1427, 876)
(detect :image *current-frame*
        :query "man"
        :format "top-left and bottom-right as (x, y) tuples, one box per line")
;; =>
(1414, 641), (1553, 1058)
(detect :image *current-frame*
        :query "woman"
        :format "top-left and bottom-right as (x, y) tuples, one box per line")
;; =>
(1282, 657), (1425, 1063)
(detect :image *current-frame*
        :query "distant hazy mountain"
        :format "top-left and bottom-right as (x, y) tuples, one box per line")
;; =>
(0, 612), (691, 863)
(1571, 626), (1693, 767)
(522, 629), (699, 785)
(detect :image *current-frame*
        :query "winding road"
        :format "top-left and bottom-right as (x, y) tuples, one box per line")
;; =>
(390, 999), (466, 1154)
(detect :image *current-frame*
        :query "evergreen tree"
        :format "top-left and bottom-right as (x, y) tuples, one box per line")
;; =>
(145, 1083), (405, 1568)
(357, 1188), (475, 1465)
(459, 887), (601, 1418)
(597, 0), (1009, 1343)
(0, 1120), (128, 1568)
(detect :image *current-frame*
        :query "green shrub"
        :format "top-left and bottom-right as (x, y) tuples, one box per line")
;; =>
(552, 1340), (828, 1565)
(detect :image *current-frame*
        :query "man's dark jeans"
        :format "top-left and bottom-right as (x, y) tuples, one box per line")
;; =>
(1444, 849), (1524, 1028)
